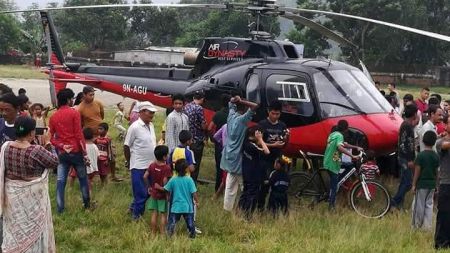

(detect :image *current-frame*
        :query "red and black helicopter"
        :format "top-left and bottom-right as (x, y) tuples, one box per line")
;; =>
(2, 2), (450, 157)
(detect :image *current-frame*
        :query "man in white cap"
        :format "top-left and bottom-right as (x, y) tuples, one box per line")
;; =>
(124, 101), (158, 219)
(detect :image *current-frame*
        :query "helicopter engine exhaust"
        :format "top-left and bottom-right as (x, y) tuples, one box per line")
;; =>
(184, 51), (199, 66)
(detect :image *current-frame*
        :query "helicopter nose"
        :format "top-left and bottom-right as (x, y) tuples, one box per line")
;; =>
(364, 113), (402, 155)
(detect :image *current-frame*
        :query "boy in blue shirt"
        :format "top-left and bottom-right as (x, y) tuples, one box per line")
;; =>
(156, 159), (198, 238)
(169, 130), (195, 173)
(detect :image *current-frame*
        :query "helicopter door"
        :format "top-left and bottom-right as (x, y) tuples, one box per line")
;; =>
(265, 73), (319, 127)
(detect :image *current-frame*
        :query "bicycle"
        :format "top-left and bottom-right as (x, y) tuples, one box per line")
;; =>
(288, 150), (391, 218)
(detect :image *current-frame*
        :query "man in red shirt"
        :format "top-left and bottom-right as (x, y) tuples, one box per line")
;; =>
(415, 87), (430, 114)
(49, 88), (91, 213)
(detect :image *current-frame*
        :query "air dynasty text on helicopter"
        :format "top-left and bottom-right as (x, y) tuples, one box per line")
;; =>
(206, 43), (246, 61)
(123, 84), (148, 95)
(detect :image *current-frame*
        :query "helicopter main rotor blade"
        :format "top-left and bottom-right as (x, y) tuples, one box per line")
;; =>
(282, 12), (356, 49)
(0, 3), (228, 14)
(281, 7), (450, 43)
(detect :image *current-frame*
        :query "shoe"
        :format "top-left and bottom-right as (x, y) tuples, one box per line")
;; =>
(195, 227), (202, 234)
(112, 177), (124, 182)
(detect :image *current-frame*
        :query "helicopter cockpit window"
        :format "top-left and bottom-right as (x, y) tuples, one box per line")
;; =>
(266, 74), (314, 116)
(246, 73), (260, 103)
(314, 69), (392, 118)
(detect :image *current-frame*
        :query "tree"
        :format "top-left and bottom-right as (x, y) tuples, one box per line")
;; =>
(176, 10), (280, 47)
(0, 0), (20, 54)
(54, 0), (129, 51)
(128, 0), (181, 47)
(287, 0), (450, 72)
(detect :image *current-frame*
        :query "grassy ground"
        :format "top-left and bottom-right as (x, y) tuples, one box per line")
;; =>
(2, 64), (448, 252)
(49, 109), (448, 253)
(0, 65), (47, 79)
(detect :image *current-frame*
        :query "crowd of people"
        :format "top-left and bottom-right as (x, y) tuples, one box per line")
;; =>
(377, 84), (450, 249)
(0, 80), (449, 251)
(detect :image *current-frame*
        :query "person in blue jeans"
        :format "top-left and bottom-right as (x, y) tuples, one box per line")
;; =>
(391, 104), (420, 209)
(49, 88), (91, 213)
(155, 159), (198, 238)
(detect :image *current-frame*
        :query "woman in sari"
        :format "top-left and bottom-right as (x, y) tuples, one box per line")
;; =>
(0, 116), (58, 253)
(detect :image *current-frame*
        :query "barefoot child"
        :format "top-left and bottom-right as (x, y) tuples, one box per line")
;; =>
(156, 159), (198, 238)
(144, 145), (172, 234)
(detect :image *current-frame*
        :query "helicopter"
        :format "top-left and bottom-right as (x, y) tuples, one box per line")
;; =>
(2, 2), (450, 158)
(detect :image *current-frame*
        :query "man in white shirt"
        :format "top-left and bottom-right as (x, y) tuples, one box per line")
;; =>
(124, 101), (157, 219)
(419, 105), (443, 152)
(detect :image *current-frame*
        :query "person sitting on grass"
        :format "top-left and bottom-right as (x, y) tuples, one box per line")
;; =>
(155, 159), (198, 238)
(323, 120), (361, 211)
(268, 156), (291, 216)
(412, 130), (439, 230)
(144, 145), (172, 234)
(238, 126), (270, 219)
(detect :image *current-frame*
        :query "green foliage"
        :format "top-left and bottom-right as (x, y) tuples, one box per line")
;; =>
(128, 0), (181, 47)
(54, 0), (130, 51)
(0, 0), (20, 54)
(18, 3), (42, 55)
(291, 0), (450, 72)
(176, 11), (280, 47)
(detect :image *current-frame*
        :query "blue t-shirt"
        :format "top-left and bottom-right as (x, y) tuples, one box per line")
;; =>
(220, 102), (254, 174)
(164, 175), (197, 213)
(169, 145), (195, 169)
(0, 118), (16, 146)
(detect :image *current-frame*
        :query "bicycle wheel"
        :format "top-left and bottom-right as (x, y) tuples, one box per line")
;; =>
(288, 172), (323, 208)
(349, 180), (391, 218)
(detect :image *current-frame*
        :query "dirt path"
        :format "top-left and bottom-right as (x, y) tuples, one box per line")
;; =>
(0, 78), (136, 108)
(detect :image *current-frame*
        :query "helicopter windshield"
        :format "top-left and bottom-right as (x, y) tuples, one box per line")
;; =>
(314, 69), (393, 118)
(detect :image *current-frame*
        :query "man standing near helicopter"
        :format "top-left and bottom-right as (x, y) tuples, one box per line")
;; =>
(257, 100), (289, 211)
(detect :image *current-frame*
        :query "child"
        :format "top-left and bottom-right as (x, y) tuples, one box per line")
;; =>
(169, 130), (195, 173)
(30, 103), (50, 145)
(157, 159), (198, 238)
(30, 103), (50, 128)
(113, 102), (126, 140)
(358, 150), (380, 197)
(213, 124), (227, 199)
(238, 126), (270, 219)
(95, 123), (114, 184)
(143, 145), (172, 234)
(83, 128), (100, 192)
(168, 130), (201, 234)
(412, 130), (439, 230)
(268, 156), (291, 216)
(323, 120), (360, 211)
(360, 150), (380, 180)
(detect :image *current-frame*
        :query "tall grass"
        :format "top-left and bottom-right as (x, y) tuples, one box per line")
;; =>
(48, 109), (447, 253)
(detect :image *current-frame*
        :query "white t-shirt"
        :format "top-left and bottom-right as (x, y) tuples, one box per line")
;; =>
(124, 117), (156, 170)
(86, 143), (100, 174)
(419, 120), (437, 152)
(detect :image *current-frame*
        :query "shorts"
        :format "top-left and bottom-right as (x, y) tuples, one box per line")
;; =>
(98, 160), (110, 176)
(147, 197), (167, 213)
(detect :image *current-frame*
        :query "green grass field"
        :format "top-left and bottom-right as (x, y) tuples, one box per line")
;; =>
(1, 64), (449, 252)
(48, 109), (448, 253)
(0, 65), (47, 79)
